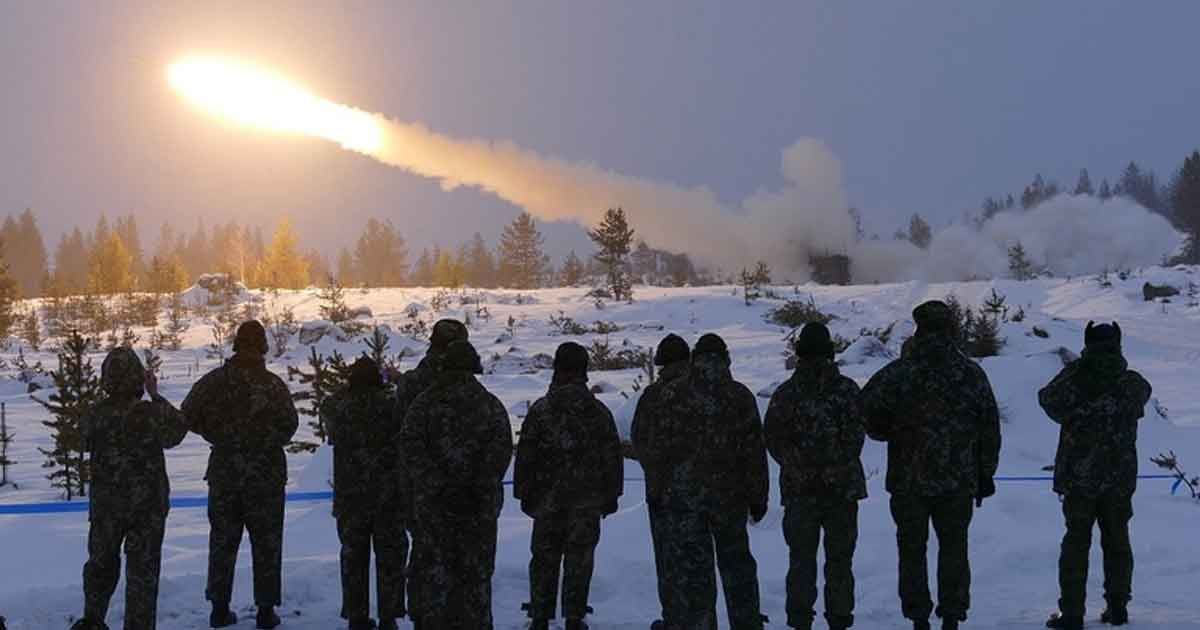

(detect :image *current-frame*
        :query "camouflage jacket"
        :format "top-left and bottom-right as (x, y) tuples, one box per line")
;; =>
(399, 371), (513, 520)
(630, 362), (689, 503)
(1039, 349), (1151, 497)
(861, 334), (1001, 498)
(646, 356), (770, 514)
(183, 353), (299, 489)
(392, 351), (445, 426)
(764, 358), (867, 503)
(514, 378), (623, 518)
(322, 385), (403, 516)
(83, 394), (188, 518)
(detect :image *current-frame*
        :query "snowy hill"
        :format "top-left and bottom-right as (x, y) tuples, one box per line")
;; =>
(1, 268), (1199, 629)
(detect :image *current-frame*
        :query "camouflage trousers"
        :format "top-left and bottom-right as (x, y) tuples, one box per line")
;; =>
(528, 508), (602, 620)
(336, 504), (409, 621)
(657, 506), (762, 630)
(206, 483), (285, 607)
(412, 509), (498, 630)
(889, 495), (974, 622)
(83, 510), (167, 630)
(1058, 492), (1134, 617)
(782, 497), (859, 628)
(647, 502), (670, 621)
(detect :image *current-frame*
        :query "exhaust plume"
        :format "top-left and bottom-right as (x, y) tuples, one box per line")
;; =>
(169, 56), (1181, 282)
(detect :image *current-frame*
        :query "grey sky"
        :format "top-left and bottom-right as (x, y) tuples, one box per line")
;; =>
(3, 1), (1198, 262)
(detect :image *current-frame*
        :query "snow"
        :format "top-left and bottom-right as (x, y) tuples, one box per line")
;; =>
(2, 271), (1199, 629)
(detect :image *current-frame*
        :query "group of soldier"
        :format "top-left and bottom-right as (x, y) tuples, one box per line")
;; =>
(67, 298), (1151, 630)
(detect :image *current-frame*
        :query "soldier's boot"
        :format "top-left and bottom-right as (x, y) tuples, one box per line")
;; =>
(941, 621), (959, 630)
(255, 606), (281, 629)
(1100, 603), (1128, 626)
(69, 618), (110, 630)
(209, 602), (238, 628)
(565, 619), (588, 630)
(1046, 613), (1084, 630)
(650, 621), (665, 630)
(912, 620), (931, 630)
(529, 619), (550, 630)
(826, 614), (853, 630)
(378, 618), (399, 630)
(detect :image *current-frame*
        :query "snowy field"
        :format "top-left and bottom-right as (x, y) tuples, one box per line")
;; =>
(1, 269), (1199, 629)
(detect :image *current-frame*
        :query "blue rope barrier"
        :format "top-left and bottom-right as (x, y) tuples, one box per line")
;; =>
(0, 475), (1179, 516)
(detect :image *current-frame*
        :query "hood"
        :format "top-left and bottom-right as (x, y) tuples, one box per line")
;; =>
(1076, 348), (1129, 393)
(791, 355), (840, 388)
(907, 333), (960, 363)
(690, 353), (732, 385)
(101, 347), (145, 399)
(657, 361), (689, 383)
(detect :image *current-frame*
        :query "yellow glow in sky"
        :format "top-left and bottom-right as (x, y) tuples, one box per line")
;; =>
(167, 56), (384, 154)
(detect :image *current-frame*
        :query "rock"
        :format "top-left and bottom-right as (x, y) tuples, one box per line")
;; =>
(1032, 326), (1050, 338)
(1143, 282), (1180, 301)
(589, 380), (618, 394)
(1054, 346), (1079, 366)
(299, 320), (346, 345)
(348, 305), (373, 319)
(486, 348), (554, 375)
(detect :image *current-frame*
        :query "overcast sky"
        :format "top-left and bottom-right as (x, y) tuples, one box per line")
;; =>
(3, 1), (1198, 261)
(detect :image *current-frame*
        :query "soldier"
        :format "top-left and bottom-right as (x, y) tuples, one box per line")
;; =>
(764, 323), (866, 630)
(390, 318), (469, 628)
(648, 333), (769, 630)
(1041, 322), (1151, 630)
(514, 342), (623, 630)
(322, 356), (407, 630)
(399, 340), (513, 630)
(861, 301), (1001, 630)
(183, 321), (299, 630)
(69, 348), (188, 630)
(630, 334), (692, 629)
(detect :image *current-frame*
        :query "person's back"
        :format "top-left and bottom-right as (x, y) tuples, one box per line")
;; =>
(72, 348), (187, 630)
(323, 357), (407, 630)
(182, 321), (298, 629)
(861, 301), (1000, 630)
(400, 340), (513, 630)
(654, 334), (768, 630)
(515, 342), (622, 630)
(1041, 322), (1151, 630)
(765, 322), (866, 630)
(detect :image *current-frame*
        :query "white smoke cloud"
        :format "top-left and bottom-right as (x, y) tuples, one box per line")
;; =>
(853, 195), (1182, 282)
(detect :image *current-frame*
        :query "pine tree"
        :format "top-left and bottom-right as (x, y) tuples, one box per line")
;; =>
(2, 210), (49, 297)
(588, 208), (636, 301)
(114, 215), (145, 283)
(87, 232), (135, 295)
(354, 218), (408, 287)
(1116, 161), (1164, 213)
(53, 228), (90, 292)
(1169, 150), (1200, 263)
(559, 250), (586, 287)
(183, 219), (211, 279)
(336, 248), (357, 286)
(259, 217), (309, 290)
(0, 400), (14, 487)
(433, 248), (465, 288)
(146, 255), (190, 295)
(498, 212), (547, 290)
(286, 347), (350, 453)
(631, 240), (657, 279)
(1008, 241), (1036, 280)
(304, 249), (331, 286)
(1098, 178), (1114, 200)
(1021, 174), (1059, 209)
(970, 311), (1003, 358)
(1073, 168), (1094, 196)
(410, 249), (435, 286)
(317, 274), (351, 323)
(463, 233), (496, 288)
(908, 214), (933, 249)
(34, 331), (102, 499)
(0, 239), (17, 338)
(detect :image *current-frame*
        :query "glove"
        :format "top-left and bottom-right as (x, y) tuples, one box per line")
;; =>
(976, 476), (996, 507)
(749, 503), (768, 524)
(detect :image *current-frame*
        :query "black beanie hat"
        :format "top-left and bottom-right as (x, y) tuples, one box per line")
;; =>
(233, 320), (269, 355)
(793, 322), (835, 360)
(349, 356), (383, 390)
(444, 340), (484, 374)
(653, 334), (691, 366)
(553, 342), (590, 373)
(693, 333), (730, 362)
(913, 301), (953, 336)
(1084, 321), (1122, 352)
(430, 319), (469, 350)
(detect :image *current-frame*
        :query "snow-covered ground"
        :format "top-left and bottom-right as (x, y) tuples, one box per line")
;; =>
(2, 269), (1199, 629)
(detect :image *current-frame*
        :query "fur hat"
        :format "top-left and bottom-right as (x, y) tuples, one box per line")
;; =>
(653, 334), (691, 366)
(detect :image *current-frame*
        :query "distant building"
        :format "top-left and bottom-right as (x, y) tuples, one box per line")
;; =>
(810, 253), (852, 285)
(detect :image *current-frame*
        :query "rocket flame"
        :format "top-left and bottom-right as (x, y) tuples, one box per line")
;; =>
(167, 56), (384, 154)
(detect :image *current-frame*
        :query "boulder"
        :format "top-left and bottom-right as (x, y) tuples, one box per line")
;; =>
(299, 320), (346, 345)
(1143, 282), (1180, 301)
(348, 305), (373, 319)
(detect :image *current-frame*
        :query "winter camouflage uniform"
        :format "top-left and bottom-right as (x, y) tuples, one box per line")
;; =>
(631, 359), (690, 623)
(322, 374), (408, 624)
(764, 357), (866, 629)
(514, 355), (623, 622)
(1039, 328), (1151, 620)
(644, 338), (769, 630)
(861, 320), (1001, 625)
(78, 348), (188, 630)
(399, 341), (513, 630)
(392, 319), (469, 623)
(183, 347), (299, 609)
